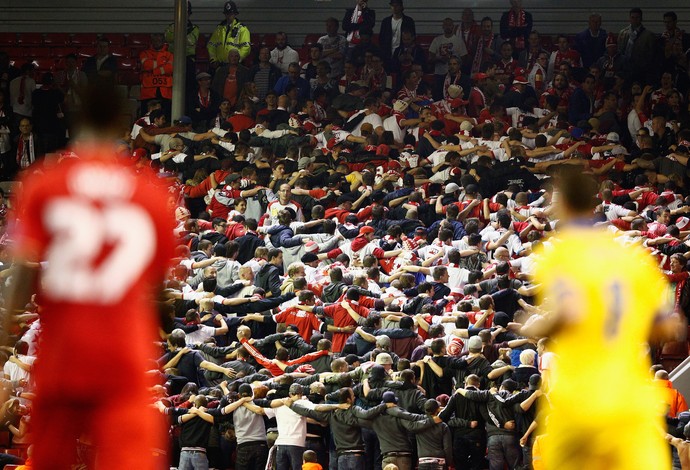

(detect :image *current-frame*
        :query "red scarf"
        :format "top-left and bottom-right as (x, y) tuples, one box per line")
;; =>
(472, 34), (493, 74)
(508, 9), (527, 50)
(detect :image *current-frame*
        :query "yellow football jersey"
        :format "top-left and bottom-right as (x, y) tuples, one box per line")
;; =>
(534, 227), (670, 469)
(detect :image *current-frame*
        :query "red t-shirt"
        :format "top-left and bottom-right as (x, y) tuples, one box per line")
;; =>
(273, 307), (322, 341)
(321, 302), (370, 352)
(15, 146), (175, 395)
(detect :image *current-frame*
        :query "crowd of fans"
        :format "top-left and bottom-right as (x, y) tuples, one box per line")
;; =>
(2, 0), (690, 469)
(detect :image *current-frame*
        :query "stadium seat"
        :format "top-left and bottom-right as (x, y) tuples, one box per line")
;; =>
(119, 58), (137, 71)
(110, 46), (130, 58)
(70, 33), (99, 46)
(261, 35), (276, 49)
(127, 33), (150, 47)
(108, 33), (127, 46)
(24, 47), (52, 59)
(250, 33), (262, 47)
(5, 48), (28, 60)
(0, 33), (17, 47)
(0, 431), (10, 447)
(43, 33), (71, 46)
(298, 47), (309, 63)
(16, 33), (44, 46)
(77, 47), (97, 58)
(52, 47), (78, 58)
(303, 34), (321, 48)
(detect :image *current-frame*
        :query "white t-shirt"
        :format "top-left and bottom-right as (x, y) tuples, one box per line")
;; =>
(273, 397), (315, 447)
(429, 34), (468, 75)
(3, 355), (36, 383)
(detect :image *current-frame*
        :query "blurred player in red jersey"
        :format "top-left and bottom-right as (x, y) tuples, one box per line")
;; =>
(5, 81), (174, 470)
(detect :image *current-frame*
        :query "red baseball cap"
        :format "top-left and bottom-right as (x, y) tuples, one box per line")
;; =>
(359, 226), (375, 236)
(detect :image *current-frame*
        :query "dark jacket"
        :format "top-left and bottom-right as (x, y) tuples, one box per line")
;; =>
(267, 224), (303, 248)
(439, 386), (485, 439)
(211, 64), (251, 102)
(367, 381), (426, 414)
(254, 263), (282, 297)
(379, 15), (416, 59)
(291, 402), (388, 452)
(235, 231), (265, 264)
(371, 406), (437, 454)
(416, 420), (453, 462)
(342, 8), (376, 37)
(463, 389), (530, 437)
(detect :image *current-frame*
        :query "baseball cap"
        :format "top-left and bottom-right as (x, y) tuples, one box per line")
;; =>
(445, 182), (461, 194)
(359, 226), (375, 236)
(676, 216), (690, 231)
(382, 391), (398, 404)
(605, 33), (617, 48)
(447, 84), (463, 99)
(224, 0), (239, 14)
(473, 72), (489, 81)
(513, 76), (528, 85)
(196, 72), (211, 81)
(606, 132), (620, 143)
(177, 115), (193, 125)
(376, 352), (393, 365)
(677, 145), (690, 155)
(415, 226), (427, 234)
(224, 173), (241, 184)
(467, 336), (482, 352)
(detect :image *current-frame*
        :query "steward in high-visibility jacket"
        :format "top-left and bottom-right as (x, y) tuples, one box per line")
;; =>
(140, 34), (174, 101)
(207, 1), (251, 65)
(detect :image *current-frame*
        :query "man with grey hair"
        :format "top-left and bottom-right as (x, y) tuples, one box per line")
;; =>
(363, 335), (400, 366)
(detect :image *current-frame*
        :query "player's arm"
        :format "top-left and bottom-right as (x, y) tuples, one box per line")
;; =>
(159, 347), (191, 371)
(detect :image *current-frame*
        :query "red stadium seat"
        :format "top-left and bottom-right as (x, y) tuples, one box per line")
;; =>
(43, 33), (71, 46)
(250, 33), (262, 47)
(0, 33), (17, 47)
(70, 33), (99, 46)
(107, 33), (127, 46)
(303, 34), (321, 48)
(76, 46), (97, 58)
(127, 33), (150, 47)
(298, 47), (309, 63)
(5, 48), (28, 60)
(119, 58), (137, 71)
(0, 431), (10, 447)
(16, 33), (44, 46)
(261, 34), (276, 49)
(110, 46), (130, 58)
(24, 47), (52, 59)
(52, 47), (78, 58)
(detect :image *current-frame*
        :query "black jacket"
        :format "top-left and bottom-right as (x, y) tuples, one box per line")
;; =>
(371, 406), (438, 454)
(379, 15), (416, 59)
(235, 231), (265, 264)
(463, 389), (531, 437)
(254, 263), (281, 297)
(439, 386), (485, 439)
(342, 8), (376, 37)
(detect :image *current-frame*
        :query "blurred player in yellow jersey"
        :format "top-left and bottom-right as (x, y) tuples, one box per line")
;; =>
(525, 170), (683, 470)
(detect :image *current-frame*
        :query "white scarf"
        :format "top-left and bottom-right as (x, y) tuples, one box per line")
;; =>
(347, 7), (363, 44)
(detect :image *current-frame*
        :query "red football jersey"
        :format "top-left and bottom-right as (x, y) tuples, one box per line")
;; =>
(15, 145), (175, 394)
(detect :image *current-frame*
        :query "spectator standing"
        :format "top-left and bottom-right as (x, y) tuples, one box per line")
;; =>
(212, 49), (250, 110)
(618, 8), (657, 83)
(429, 19), (468, 101)
(471, 17), (502, 75)
(9, 63), (36, 123)
(31, 72), (65, 153)
(139, 33), (174, 116)
(82, 37), (118, 82)
(271, 32), (301, 76)
(208, 1), (251, 68)
(518, 30), (547, 71)
(500, 0), (533, 55)
(13, 118), (44, 175)
(574, 13), (607, 69)
(164, 0), (200, 95)
(343, 0), (376, 53)
(187, 72), (222, 131)
(458, 8), (482, 73)
(250, 47), (283, 101)
(379, 0), (416, 67)
(318, 18), (348, 80)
